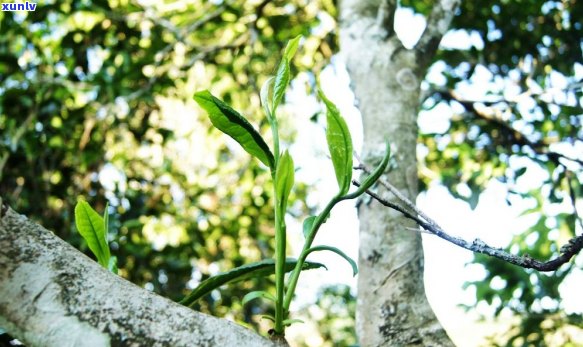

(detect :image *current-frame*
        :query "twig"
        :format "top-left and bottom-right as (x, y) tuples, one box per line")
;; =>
(353, 166), (583, 272)
(353, 180), (419, 224)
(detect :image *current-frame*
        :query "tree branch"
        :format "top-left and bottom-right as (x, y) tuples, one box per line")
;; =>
(353, 170), (583, 272)
(415, 0), (461, 67)
(376, 0), (397, 38)
(0, 205), (281, 347)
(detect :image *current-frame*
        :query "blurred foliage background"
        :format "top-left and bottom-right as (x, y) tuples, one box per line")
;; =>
(0, 0), (581, 346)
(0, 0), (337, 337)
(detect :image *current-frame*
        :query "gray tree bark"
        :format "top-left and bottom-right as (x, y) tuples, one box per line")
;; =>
(339, 0), (460, 345)
(0, 205), (280, 347)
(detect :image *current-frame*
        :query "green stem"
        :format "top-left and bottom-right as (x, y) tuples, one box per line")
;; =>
(270, 118), (280, 165)
(273, 176), (286, 335)
(283, 196), (342, 311)
(270, 115), (285, 334)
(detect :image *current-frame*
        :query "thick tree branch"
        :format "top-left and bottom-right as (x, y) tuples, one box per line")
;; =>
(376, 0), (397, 38)
(0, 204), (280, 347)
(415, 0), (461, 67)
(353, 171), (583, 272)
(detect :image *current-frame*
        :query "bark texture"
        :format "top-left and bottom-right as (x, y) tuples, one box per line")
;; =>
(0, 206), (280, 347)
(339, 0), (459, 345)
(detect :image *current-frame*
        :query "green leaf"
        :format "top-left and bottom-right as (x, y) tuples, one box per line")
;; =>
(260, 76), (275, 122)
(282, 318), (304, 326)
(103, 202), (109, 236)
(345, 141), (390, 199)
(74, 200), (110, 268)
(283, 35), (301, 61)
(515, 167), (527, 178)
(103, 203), (117, 274)
(302, 215), (317, 238)
(261, 315), (276, 322)
(242, 290), (276, 305)
(271, 36), (301, 115)
(272, 58), (290, 114)
(108, 256), (118, 274)
(319, 89), (353, 196)
(275, 150), (294, 212)
(306, 245), (358, 276)
(179, 258), (325, 307)
(194, 90), (275, 169)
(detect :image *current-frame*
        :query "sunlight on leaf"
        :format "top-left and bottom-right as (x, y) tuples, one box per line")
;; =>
(319, 89), (353, 196)
(275, 150), (295, 213)
(194, 90), (275, 169)
(74, 200), (110, 268)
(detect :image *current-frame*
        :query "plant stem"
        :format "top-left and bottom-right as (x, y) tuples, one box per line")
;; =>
(270, 118), (280, 165)
(273, 176), (286, 335)
(271, 115), (285, 334)
(282, 196), (342, 311)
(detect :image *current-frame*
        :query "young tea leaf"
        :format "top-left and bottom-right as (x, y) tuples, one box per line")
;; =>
(108, 256), (118, 274)
(179, 258), (325, 307)
(283, 35), (301, 61)
(261, 315), (276, 322)
(305, 245), (358, 276)
(282, 318), (305, 327)
(302, 215), (317, 239)
(271, 36), (301, 115)
(272, 58), (290, 114)
(260, 76), (275, 122)
(103, 202), (117, 274)
(74, 200), (110, 268)
(194, 90), (275, 169)
(242, 290), (276, 305)
(319, 90), (353, 196)
(103, 202), (110, 235)
(275, 150), (294, 212)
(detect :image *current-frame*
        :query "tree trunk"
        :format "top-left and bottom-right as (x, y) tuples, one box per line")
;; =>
(0, 205), (280, 347)
(339, 0), (459, 345)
